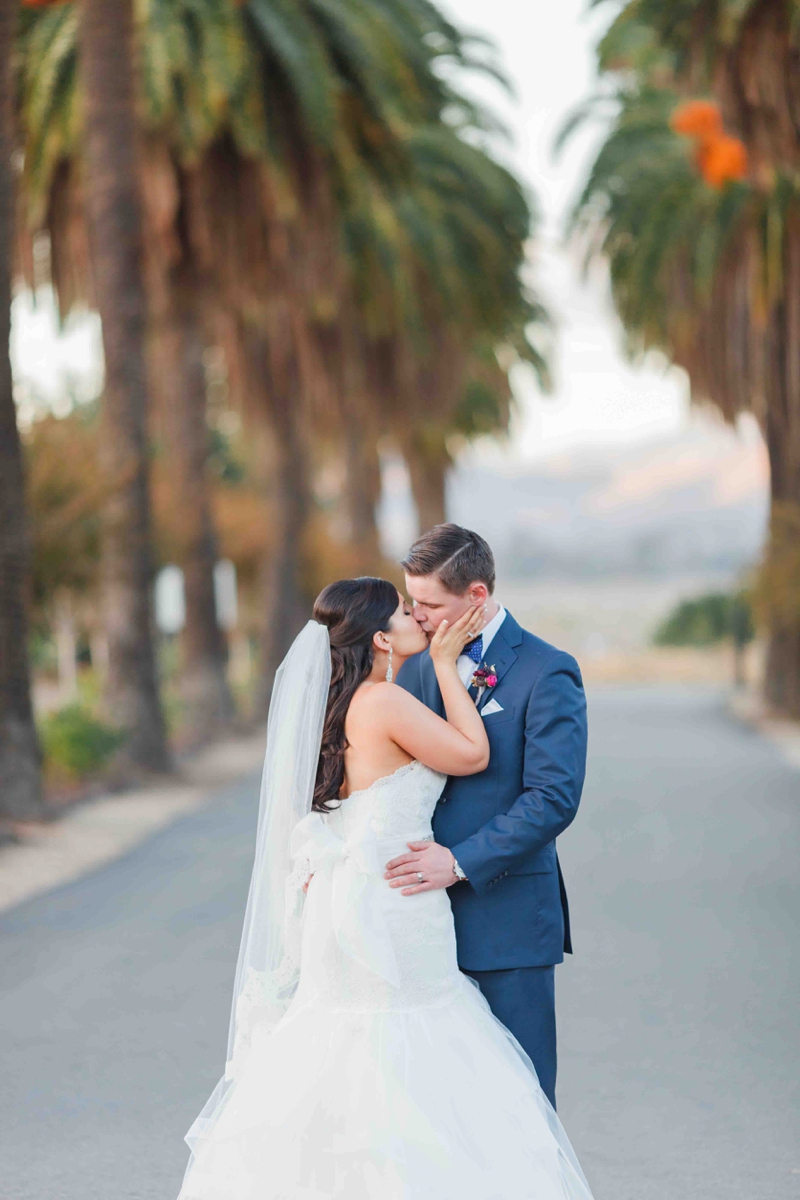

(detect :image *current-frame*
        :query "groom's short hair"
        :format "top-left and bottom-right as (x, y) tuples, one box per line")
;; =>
(401, 524), (495, 595)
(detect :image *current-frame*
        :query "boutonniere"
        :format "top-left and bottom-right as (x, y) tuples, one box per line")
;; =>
(470, 662), (498, 694)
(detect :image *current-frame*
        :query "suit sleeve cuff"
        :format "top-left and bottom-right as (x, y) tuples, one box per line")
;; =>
(449, 839), (503, 897)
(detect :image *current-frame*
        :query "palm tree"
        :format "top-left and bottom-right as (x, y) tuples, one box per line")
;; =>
(18, 4), (248, 744)
(342, 124), (551, 532)
(76, 0), (172, 771)
(401, 317), (550, 531)
(568, 3), (800, 716)
(16, 0), (451, 703)
(146, 230), (237, 743)
(587, 0), (800, 710)
(0, 0), (43, 820)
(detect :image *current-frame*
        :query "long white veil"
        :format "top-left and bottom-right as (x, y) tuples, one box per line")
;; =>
(184, 620), (331, 1155)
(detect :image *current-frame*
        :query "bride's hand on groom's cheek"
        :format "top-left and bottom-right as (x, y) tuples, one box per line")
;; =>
(384, 842), (455, 895)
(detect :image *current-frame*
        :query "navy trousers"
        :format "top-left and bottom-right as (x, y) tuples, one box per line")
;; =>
(463, 964), (558, 1110)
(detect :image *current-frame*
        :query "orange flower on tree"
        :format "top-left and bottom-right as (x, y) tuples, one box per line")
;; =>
(696, 135), (748, 189)
(671, 100), (723, 141)
(671, 99), (748, 189)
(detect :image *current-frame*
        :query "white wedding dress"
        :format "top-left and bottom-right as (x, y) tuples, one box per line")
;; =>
(179, 758), (595, 1200)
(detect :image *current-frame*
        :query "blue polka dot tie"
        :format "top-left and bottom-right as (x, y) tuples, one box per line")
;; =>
(464, 635), (484, 664)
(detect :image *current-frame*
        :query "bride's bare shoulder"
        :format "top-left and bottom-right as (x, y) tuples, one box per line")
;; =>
(349, 682), (423, 723)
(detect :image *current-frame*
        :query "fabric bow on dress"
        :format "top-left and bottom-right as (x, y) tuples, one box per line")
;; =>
(290, 813), (401, 990)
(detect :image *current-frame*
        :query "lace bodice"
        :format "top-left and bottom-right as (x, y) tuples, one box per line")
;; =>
(326, 759), (446, 846)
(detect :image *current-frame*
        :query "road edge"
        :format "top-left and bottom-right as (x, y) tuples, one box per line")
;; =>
(728, 688), (800, 771)
(0, 732), (265, 915)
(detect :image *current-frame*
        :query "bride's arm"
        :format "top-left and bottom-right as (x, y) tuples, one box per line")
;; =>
(371, 606), (489, 776)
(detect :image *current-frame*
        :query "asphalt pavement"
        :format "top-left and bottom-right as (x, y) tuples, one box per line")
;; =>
(1, 685), (797, 1200)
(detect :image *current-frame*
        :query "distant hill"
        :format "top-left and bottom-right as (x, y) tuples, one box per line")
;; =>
(447, 418), (768, 581)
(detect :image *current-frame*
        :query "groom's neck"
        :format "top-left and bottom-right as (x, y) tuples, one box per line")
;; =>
(483, 598), (500, 626)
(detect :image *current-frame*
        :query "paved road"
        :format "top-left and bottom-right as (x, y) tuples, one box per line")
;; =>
(1, 687), (798, 1200)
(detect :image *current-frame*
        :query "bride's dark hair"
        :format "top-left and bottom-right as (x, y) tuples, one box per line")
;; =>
(312, 577), (399, 812)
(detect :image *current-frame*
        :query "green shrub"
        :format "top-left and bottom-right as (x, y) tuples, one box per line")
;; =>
(653, 591), (755, 648)
(40, 704), (125, 781)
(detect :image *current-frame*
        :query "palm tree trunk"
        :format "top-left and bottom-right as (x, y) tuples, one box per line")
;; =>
(0, 0), (44, 820)
(79, 0), (171, 772)
(400, 430), (450, 533)
(762, 616), (800, 719)
(761, 210), (800, 718)
(761, 481), (800, 719)
(714, 1), (800, 719)
(149, 276), (235, 743)
(343, 419), (383, 573)
(247, 329), (316, 715)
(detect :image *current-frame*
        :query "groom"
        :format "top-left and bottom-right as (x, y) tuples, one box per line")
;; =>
(387, 524), (587, 1111)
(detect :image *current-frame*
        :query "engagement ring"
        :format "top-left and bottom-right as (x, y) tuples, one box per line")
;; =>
(416, 872), (424, 883)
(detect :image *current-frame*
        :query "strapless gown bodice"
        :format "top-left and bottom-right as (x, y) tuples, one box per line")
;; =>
(328, 758), (446, 844)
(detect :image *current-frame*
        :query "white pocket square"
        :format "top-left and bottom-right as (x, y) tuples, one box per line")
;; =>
(481, 699), (503, 717)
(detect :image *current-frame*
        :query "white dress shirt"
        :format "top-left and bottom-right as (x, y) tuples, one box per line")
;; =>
(456, 604), (507, 687)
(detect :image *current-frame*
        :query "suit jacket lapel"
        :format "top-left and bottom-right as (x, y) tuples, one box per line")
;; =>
(475, 611), (520, 711)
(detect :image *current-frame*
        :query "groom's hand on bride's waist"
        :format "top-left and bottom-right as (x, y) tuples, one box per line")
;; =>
(384, 842), (463, 895)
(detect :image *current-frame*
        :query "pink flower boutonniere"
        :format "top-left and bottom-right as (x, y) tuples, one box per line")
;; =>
(470, 663), (498, 693)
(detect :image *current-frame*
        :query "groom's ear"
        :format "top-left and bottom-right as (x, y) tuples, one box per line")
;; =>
(465, 582), (489, 606)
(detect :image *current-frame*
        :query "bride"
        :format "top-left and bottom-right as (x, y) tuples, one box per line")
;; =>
(178, 577), (595, 1200)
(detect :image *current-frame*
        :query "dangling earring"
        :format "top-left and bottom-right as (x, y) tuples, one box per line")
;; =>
(385, 644), (394, 683)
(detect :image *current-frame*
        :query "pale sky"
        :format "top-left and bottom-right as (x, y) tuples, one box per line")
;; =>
(11, 290), (102, 425)
(12, 0), (691, 462)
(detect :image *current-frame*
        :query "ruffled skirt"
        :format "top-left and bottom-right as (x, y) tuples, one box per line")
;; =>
(179, 973), (593, 1200)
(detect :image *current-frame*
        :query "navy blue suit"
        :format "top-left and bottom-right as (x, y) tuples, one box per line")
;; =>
(396, 611), (587, 1109)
